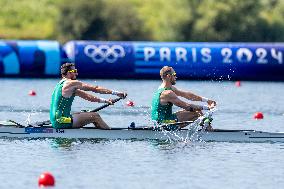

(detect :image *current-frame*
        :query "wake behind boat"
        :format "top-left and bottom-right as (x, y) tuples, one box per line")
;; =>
(0, 120), (284, 143)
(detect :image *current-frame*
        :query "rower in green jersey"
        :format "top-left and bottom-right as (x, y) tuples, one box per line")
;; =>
(50, 63), (127, 129)
(151, 66), (217, 130)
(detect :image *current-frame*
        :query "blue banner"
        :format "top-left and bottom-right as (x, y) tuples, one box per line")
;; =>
(134, 42), (284, 80)
(0, 40), (61, 77)
(1, 40), (284, 80)
(64, 41), (284, 80)
(63, 41), (135, 78)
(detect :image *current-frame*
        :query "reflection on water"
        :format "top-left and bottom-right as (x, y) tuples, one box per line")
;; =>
(49, 138), (117, 149)
(39, 132), (211, 151)
(50, 138), (80, 149)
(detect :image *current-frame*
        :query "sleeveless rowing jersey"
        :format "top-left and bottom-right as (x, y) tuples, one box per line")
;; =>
(151, 87), (177, 123)
(50, 79), (75, 128)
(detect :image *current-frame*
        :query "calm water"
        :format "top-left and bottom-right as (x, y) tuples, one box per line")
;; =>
(0, 78), (284, 189)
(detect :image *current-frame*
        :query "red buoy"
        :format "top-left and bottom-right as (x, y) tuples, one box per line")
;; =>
(254, 112), (264, 120)
(235, 81), (241, 87)
(126, 100), (134, 107)
(28, 90), (36, 96)
(38, 172), (55, 187)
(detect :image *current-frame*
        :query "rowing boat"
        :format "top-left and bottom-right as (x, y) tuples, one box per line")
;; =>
(0, 120), (284, 142)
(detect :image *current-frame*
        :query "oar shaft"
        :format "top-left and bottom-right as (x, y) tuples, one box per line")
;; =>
(89, 97), (123, 112)
(160, 120), (193, 127)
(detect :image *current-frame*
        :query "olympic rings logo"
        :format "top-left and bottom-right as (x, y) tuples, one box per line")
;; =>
(84, 45), (125, 63)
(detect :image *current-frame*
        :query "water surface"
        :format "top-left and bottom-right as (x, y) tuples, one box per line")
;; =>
(0, 79), (283, 188)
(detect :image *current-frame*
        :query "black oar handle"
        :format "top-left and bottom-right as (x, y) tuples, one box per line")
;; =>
(89, 96), (124, 112)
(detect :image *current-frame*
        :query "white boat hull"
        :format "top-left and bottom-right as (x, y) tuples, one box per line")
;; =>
(1, 124), (284, 142)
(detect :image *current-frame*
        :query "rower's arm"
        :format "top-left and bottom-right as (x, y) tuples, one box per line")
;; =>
(172, 86), (217, 107)
(165, 90), (203, 111)
(74, 81), (101, 93)
(171, 86), (202, 101)
(92, 86), (114, 95)
(63, 80), (97, 93)
(67, 80), (109, 93)
(73, 81), (126, 98)
(75, 89), (109, 103)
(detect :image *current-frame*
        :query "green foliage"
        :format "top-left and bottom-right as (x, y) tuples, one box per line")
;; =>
(1, 0), (284, 42)
(130, 0), (191, 41)
(258, 0), (284, 41)
(56, 0), (148, 42)
(56, 0), (103, 41)
(0, 0), (61, 39)
(101, 0), (149, 40)
(182, 0), (284, 42)
(191, 0), (265, 41)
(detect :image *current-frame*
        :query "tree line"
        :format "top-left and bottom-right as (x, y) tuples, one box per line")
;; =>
(1, 0), (284, 42)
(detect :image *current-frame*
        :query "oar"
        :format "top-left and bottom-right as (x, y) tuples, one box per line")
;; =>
(81, 96), (124, 112)
(156, 120), (194, 131)
(160, 120), (193, 127)
(128, 120), (194, 131)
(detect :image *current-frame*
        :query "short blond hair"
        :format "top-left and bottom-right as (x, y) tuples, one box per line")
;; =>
(160, 66), (174, 79)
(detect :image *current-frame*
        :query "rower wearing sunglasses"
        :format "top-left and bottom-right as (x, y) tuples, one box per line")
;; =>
(151, 66), (216, 130)
(50, 63), (127, 129)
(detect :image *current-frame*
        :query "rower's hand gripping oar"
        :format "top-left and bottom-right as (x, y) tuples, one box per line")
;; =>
(199, 107), (216, 131)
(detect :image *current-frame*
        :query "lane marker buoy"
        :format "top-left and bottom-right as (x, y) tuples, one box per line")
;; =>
(254, 112), (264, 120)
(29, 90), (36, 96)
(235, 81), (241, 87)
(126, 100), (134, 107)
(38, 172), (55, 187)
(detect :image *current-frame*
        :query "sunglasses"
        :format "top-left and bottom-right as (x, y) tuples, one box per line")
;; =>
(67, 69), (78, 73)
(168, 72), (176, 77)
